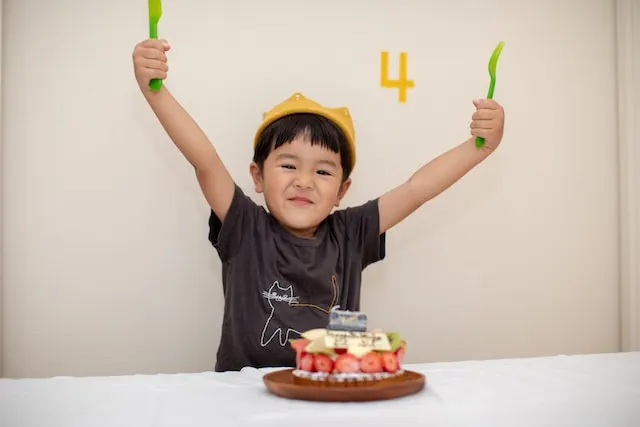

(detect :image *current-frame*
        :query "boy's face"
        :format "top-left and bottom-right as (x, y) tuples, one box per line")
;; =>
(250, 135), (351, 238)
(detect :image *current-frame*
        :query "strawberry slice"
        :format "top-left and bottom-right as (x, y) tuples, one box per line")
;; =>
(300, 353), (315, 372)
(290, 338), (310, 353)
(296, 351), (305, 369)
(381, 352), (399, 373)
(395, 347), (406, 365)
(335, 354), (360, 373)
(313, 354), (334, 373)
(360, 352), (383, 373)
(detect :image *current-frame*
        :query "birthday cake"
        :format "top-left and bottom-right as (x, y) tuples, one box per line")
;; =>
(289, 307), (407, 383)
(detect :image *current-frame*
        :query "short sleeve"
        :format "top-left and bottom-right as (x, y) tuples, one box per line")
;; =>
(208, 184), (264, 262)
(334, 199), (386, 268)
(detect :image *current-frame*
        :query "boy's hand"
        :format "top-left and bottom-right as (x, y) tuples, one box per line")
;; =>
(132, 39), (171, 92)
(469, 99), (505, 150)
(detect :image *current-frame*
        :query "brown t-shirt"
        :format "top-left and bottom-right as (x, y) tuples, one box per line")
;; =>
(208, 184), (386, 371)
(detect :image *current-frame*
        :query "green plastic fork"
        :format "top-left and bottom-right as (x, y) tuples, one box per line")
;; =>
(148, 0), (163, 91)
(476, 41), (504, 148)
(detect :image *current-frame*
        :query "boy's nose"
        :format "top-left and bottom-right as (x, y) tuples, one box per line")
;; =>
(294, 175), (313, 189)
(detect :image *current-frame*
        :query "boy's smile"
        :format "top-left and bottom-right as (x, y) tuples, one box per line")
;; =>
(250, 136), (351, 238)
(289, 195), (313, 206)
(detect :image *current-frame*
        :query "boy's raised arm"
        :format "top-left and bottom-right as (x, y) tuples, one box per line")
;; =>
(377, 99), (505, 234)
(132, 39), (235, 221)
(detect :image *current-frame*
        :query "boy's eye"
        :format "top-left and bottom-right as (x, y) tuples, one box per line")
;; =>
(281, 164), (295, 170)
(317, 170), (332, 176)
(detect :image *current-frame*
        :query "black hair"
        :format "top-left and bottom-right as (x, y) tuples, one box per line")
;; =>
(253, 113), (353, 181)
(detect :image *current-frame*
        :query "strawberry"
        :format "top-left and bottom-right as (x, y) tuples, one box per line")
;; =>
(300, 353), (315, 372)
(395, 347), (406, 365)
(296, 351), (305, 369)
(334, 348), (347, 355)
(335, 354), (360, 373)
(360, 352), (383, 373)
(290, 338), (310, 353)
(381, 352), (399, 373)
(313, 354), (334, 373)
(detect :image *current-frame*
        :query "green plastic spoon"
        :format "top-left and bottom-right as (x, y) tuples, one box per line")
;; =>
(476, 41), (504, 148)
(148, 0), (163, 91)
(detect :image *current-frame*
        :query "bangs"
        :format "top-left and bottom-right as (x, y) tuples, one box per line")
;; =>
(253, 113), (353, 180)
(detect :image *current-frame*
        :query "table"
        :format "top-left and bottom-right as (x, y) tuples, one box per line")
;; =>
(1, 352), (639, 426)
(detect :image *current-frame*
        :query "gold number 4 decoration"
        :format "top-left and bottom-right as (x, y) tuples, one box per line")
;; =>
(380, 51), (414, 103)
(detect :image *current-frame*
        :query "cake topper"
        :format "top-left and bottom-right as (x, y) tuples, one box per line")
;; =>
(327, 306), (368, 332)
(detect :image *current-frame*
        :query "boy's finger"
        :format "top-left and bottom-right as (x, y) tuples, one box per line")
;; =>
(473, 98), (500, 109)
(142, 38), (170, 51)
(158, 39), (171, 50)
(144, 59), (169, 72)
(471, 128), (490, 138)
(472, 109), (494, 120)
(470, 120), (493, 129)
(141, 47), (167, 62)
(146, 69), (167, 81)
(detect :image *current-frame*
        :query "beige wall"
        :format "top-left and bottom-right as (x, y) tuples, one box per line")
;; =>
(0, 0), (636, 378)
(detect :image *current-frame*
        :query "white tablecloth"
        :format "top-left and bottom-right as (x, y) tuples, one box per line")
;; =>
(1, 352), (639, 427)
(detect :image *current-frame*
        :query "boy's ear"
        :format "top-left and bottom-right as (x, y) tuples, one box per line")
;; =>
(249, 162), (264, 193)
(335, 178), (352, 207)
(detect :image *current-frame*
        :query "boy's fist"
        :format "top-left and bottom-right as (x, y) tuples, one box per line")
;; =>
(132, 39), (171, 91)
(469, 99), (505, 150)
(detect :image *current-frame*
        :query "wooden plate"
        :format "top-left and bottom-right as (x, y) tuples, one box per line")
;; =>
(263, 369), (426, 402)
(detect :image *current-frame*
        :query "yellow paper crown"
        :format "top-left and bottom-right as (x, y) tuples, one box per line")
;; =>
(253, 93), (356, 171)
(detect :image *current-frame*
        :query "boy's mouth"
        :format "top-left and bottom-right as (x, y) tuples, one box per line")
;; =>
(289, 196), (313, 205)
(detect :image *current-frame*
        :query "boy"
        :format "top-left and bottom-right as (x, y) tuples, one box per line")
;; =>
(131, 39), (505, 372)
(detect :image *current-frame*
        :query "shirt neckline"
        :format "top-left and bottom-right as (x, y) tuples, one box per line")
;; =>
(270, 215), (328, 247)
